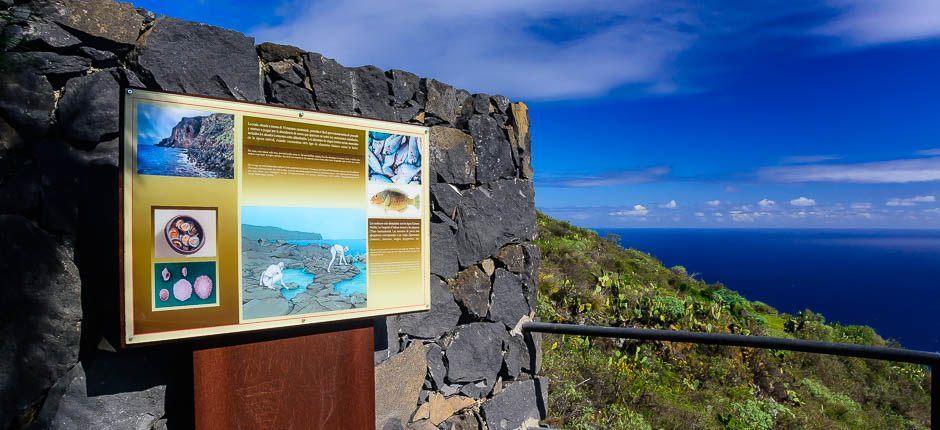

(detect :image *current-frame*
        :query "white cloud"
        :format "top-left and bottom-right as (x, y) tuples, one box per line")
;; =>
(694, 212), (705, 217)
(818, 0), (940, 46)
(660, 200), (678, 209)
(758, 157), (940, 183)
(781, 155), (841, 164)
(609, 204), (649, 217)
(915, 149), (940, 156)
(540, 167), (669, 188)
(758, 199), (776, 208)
(706, 200), (721, 207)
(730, 211), (753, 222)
(712, 212), (724, 217)
(851, 202), (872, 209)
(790, 196), (817, 207)
(886, 195), (936, 206)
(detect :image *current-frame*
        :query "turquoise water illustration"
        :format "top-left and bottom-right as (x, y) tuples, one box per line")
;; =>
(280, 268), (314, 301)
(334, 262), (366, 296)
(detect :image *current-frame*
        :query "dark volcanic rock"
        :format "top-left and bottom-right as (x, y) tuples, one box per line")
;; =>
(4, 51), (90, 77)
(0, 63), (54, 134)
(33, 356), (167, 430)
(388, 69), (419, 105)
(494, 244), (526, 274)
(12, 20), (81, 50)
(257, 42), (305, 62)
(430, 183), (462, 219)
(471, 93), (491, 114)
(138, 17), (262, 101)
(488, 269), (530, 328)
(491, 95), (510, 113)
(268, 60), (305, 85)
(304, 52), (355, 115)
(509, 102), (533, 178)
(481, 379), (547, 430)
(56, 69), (121, 142)
(78, 46), (118, 66)
(426, 343), (446, 389)
(424, 79), (459, 124)
(429, 126), (476, 184)
(399, 277), (461, 338)
(353, 65), (395, 120)
(455, 179), (536, 266)
(452, 266), (491, 319)
(503, 334), (530, 379)
(430, 223), (458, 280)
(269, 80), (315, 108)
(37, 0), (144, 46)
(445, 323), (507, 384)
(442, 413), (482, 430)
(468, 115), (514, 183)
(0, 215), (81, 428)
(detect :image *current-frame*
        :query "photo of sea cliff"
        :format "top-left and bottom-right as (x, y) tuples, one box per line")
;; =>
(240, 206), (367, 320)
(136, 102), (235, 179)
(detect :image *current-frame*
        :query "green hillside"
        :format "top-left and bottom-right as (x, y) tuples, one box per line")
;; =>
(536, 213), (931, 429)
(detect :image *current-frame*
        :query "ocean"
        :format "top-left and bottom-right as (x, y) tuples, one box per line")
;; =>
(595, 228), (940, 352)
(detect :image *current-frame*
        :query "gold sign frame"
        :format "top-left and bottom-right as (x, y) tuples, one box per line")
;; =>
(120, 88), (431, 345)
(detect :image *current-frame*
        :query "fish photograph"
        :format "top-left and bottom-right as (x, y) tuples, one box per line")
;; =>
(367, 131), (422, 185)
(367, 183), (421, 218)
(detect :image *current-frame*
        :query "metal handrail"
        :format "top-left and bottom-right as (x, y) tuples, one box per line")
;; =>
(522, 322), (940, 429)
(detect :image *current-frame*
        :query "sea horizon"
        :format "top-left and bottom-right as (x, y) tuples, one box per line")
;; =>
(594, 227), (940, 352)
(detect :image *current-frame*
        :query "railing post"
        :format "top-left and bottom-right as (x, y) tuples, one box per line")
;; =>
(932, 363), (938, 430)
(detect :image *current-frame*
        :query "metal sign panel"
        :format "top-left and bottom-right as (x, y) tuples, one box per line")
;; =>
(120, 88), (430, 345)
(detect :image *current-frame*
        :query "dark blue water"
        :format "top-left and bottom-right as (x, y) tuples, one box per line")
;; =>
(595, 228), (940, 352)
(137, 143), (208, 178)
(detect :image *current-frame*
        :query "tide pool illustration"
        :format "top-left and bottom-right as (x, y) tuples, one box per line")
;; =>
(136, 102), (235, 179)
(241, 206), (367, 320)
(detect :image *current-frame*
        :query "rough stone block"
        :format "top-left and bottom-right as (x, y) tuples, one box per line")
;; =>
(455, 179), (536, 266)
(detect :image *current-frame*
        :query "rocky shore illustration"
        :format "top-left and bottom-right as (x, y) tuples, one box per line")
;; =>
(153, 113), (235, 179)
(241, 229), (366, 320)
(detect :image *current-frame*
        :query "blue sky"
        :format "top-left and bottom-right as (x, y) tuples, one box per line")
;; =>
(134, 0), (940, 228)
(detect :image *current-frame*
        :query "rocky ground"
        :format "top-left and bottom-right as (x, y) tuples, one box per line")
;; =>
(241, 238), (366, 319)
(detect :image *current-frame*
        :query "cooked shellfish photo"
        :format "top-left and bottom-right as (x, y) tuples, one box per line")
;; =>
(164, 215), (205, 255)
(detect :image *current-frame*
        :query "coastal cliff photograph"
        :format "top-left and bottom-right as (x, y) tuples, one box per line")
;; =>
(136, 102), (235, 179)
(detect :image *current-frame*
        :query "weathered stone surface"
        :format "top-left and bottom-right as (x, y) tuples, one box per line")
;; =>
(426, 343), (446, 389)
(33, 357), (166, 430)
(458, 380), (493, 399)
(375, 316), (401, 365)
(429, 126), (476, 184)
(38, 0), (144, 46)
(257, 41), (305, 62)
(480, 259), (495, 277)
(389, 69), (420, 105)
(442, 412), (482, 430)
(452, 266), (491, 319)
(446, 323), (507, 384)
(376, 343), (427, 429)
(431, 223), (459, 280)
(455, 179), (536, 266)
(0, 116), (23, 151)
(399, 277), (461, 338)
(503, 334), (530, 379)
(488, 269), (529, 329)
(353, 65), (396, 120)
(471, 93), (491, 114)
(304, 52), (355, 114)
(425, 79), (459, 124)
(425, 392), (475, 426)
(495, 244), (526, 274)
(430, 183), (462, 219)
(519, 242), (540, 308)
(481, 379), (547, 430)
(15, 20), (81, 50)
(0, 64), (53, 134)
(468, 115), (514, 183)
(268, 60), (304, 84)
(78, 46), (118, 65)
(57, 69), (121, 142)
(509, 102), (533, 178)
(269, 80), (315, 108)
(491, 95), (510, 114)
(0, 215), (81, 427)
(5, 51), (90, 76)
(138, 17), (262, 101)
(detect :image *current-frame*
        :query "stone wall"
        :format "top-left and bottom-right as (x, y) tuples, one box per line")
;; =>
(0, 1), (543, 429)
